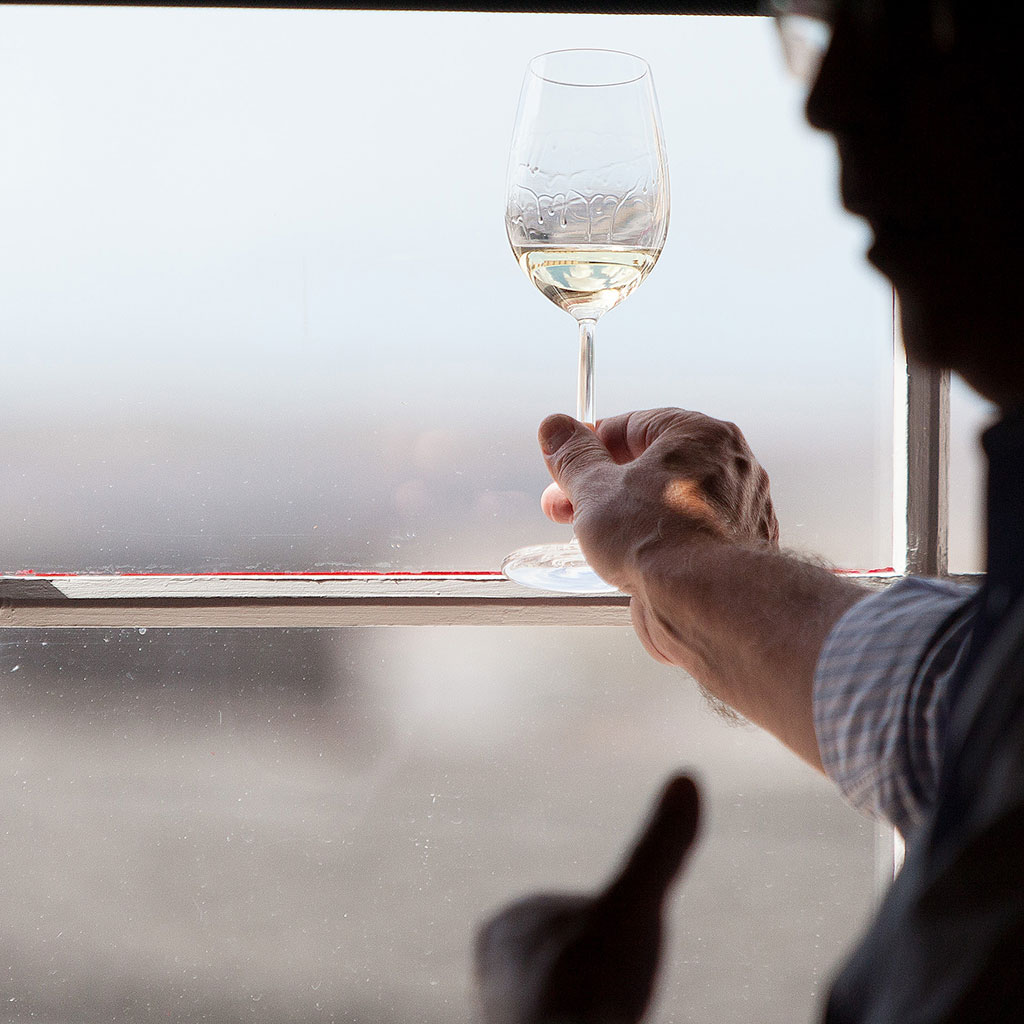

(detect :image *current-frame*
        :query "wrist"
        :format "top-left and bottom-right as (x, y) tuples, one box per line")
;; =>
(625, 520), (749, 594)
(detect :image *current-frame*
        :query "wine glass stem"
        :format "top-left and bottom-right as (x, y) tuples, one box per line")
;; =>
(569, 317), (598, 555)
(577, 318), (597, 426)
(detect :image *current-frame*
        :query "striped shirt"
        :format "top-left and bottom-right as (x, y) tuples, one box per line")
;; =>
(813, 576), (979, 837)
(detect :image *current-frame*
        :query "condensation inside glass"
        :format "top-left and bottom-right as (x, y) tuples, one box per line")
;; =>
(0, 8), (893, 574)
(0, 627), (876, 1024)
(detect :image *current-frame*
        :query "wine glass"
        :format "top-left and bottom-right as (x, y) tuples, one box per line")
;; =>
(501, 48), (670, 594)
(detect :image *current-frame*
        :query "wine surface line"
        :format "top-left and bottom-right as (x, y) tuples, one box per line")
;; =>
(514, 243), (661, 320)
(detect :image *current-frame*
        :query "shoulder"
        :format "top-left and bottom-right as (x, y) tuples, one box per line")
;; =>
(814, 576), (979, 833)
(824, 598), (1024, 1023)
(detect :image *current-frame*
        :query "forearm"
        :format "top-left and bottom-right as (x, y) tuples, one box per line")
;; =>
(536, 408), (870, 769)
(627, 539), (869, 770)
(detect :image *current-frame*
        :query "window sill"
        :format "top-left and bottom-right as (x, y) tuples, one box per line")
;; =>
(0, 572), (629, 626)
(0, 570), (970, 628)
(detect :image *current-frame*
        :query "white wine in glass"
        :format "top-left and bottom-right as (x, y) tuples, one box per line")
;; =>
(502, 48), (670, 594)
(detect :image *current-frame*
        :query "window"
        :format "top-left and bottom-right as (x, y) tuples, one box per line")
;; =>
(1, 4), (892, 577)
(0, 624), (879, 1023)
(948, 376), (996, 575)
(1, 4), (960, 1023)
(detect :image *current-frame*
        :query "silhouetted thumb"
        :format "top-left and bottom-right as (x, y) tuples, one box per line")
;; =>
(601, 774), (701, 907)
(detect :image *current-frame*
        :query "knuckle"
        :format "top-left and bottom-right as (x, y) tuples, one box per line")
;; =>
(639, 407), (688, 449)
(553, 442), (596, 484)
(698, 465), (728, 506)
(658, 445), (695, 474)
(715, 419), (746, 450)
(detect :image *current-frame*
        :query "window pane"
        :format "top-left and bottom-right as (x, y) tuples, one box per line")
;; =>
(0, 9), (892, 572)
(0, 627), (875, 1023)
(948, 375), (996, 575)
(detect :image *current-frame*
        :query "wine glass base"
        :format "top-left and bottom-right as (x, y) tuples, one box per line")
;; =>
(501, 542), (620, 595)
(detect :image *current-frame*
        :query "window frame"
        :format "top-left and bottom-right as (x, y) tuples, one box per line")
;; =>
(0, 0), (978, 935)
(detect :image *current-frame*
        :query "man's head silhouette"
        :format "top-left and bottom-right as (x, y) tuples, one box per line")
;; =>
(790, 0), (1024, 406)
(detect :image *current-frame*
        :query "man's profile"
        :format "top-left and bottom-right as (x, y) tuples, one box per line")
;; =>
(477, 1), (1024, 1020)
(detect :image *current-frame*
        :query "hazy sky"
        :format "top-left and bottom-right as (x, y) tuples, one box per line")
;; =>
(0, 7), (889, 416)
(0, 6), (987, 569)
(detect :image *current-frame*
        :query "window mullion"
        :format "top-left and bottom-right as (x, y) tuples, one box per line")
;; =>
(896, 292), (951, 577)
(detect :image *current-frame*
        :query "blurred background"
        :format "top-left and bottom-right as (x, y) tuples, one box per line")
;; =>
(0, 625), (879, 1024)
(0, 6), (988, 1023)
(0, 6), (900, 573)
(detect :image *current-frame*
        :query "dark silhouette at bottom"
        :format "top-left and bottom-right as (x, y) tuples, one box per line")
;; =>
(475, 774), (701, 1024)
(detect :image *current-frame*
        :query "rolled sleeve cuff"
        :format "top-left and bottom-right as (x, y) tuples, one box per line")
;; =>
(814, 577), (977, 835)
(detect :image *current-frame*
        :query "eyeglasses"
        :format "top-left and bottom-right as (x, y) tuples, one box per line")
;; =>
(766, 1), (834, 84)
(766, 1), (959, 85)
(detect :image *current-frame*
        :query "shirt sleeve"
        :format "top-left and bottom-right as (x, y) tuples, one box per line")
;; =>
(813, 576), (978, 836)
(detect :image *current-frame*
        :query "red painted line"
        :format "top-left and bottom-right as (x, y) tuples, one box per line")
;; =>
(13, 570), (506, 579)
(12, 567), (897, 578)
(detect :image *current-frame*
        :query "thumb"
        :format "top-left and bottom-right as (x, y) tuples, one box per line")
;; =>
(601, 774), (701, 908)
(539, 414), (616, 503)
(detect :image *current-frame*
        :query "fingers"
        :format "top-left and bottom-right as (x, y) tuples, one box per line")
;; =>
(536, 407), (778, 589)
(540, 481), (574, 524)
(595, 408), (779, 547)
(602, 774), (701, 907)
(595, 408), (707, 464)
(538, 414), (617, 504)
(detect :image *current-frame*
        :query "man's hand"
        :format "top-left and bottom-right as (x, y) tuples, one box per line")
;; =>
(536, 407), (866, 769)
(539, 408), (779, 595)
(474, 774), (701, 1024)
